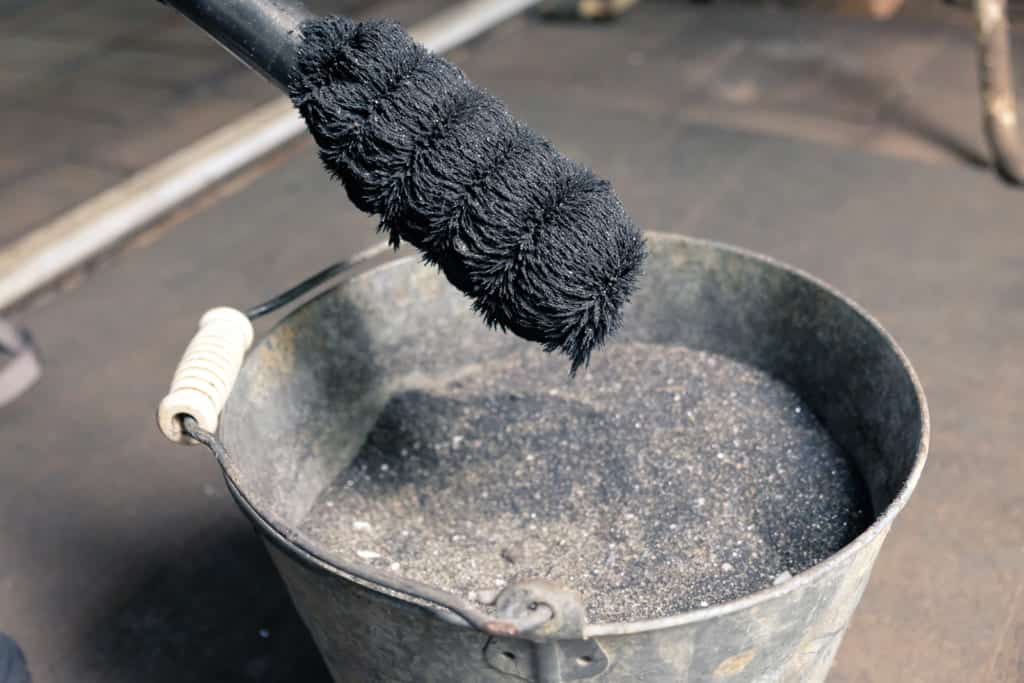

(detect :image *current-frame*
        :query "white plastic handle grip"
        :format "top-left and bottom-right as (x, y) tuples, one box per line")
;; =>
(157, 307), (254, 445)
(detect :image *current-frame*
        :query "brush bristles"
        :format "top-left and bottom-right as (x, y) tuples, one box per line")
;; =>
(289, 16), (646, 373)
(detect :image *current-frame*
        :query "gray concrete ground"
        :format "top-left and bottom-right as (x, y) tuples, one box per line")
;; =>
(2, 0), (1024, 681)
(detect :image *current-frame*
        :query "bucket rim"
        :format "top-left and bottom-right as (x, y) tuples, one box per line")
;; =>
(222, 231), (931, 638)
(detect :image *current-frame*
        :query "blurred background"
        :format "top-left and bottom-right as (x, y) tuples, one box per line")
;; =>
(1, 0), (1021, 681)
(0, 0), (1014, 251)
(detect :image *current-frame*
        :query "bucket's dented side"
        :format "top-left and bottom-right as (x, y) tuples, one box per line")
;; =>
(221, 233), (928, 683)
(261, 528), (886, 682)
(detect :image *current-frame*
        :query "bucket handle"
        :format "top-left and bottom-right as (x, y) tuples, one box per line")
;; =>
(157, 306), (253, 444)
(154, 242), (599, 652)
(156, 242), (392, 445)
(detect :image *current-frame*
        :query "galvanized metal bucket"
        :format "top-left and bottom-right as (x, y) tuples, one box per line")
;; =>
(210, 232), (928, 682)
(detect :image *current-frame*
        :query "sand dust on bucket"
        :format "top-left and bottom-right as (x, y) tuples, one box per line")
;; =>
(299, 342), (872, 623)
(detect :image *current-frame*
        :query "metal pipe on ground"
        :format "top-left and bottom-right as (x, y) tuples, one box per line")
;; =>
(975, 0), (1024, 183)
(0, 0), (543, 312)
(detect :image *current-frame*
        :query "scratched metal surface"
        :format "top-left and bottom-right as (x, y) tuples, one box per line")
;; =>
(220, 233), (925, 682)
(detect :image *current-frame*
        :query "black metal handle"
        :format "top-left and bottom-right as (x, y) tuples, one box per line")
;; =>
(158, 0), (313, 89)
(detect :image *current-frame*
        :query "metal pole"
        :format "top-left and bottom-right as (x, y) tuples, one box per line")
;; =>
(975, 0), (1024, 183)
(157, 0), (312, 88)
(411, 0), (544, 55)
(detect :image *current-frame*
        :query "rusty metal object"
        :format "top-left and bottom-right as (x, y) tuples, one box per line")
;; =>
(537, 0), (639, 20)
(975, 0), (1024, 183)
(201, 233), (927, 681)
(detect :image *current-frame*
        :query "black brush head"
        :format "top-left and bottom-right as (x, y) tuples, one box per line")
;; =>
(288, 16), (646, 373)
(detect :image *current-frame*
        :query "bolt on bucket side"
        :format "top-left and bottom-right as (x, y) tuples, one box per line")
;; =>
(209, 232), (927, 682)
